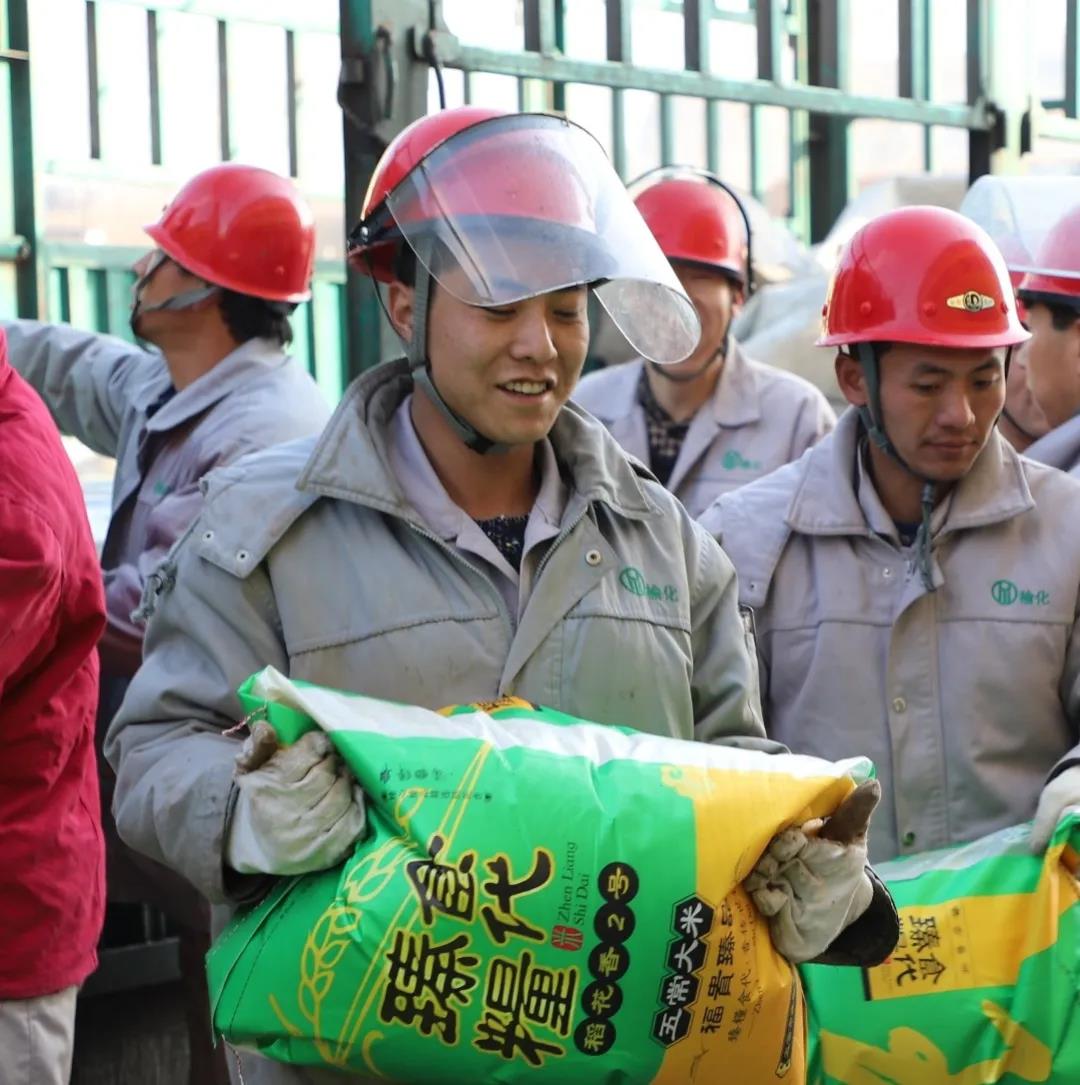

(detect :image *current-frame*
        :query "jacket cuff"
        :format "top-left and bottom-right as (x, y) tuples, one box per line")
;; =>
(811, 867), (899, 968)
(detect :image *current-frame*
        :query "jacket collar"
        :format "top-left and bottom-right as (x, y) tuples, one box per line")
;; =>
(297, 358), (662, 524)
(709, 341), (761, 428)
(144, 338), (289, 433)
(787, 407), (1035, 537)
(1024, 413), (1080, 474)
(587, 340), (761, 431)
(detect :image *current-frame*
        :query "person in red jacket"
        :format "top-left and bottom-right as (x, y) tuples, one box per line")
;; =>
(0, 325), (106, 1084)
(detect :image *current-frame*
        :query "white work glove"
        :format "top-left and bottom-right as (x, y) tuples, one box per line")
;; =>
(1030, 766), (1080, 853)
(744, 780), (879, 964)
(225, 721), (367, 876)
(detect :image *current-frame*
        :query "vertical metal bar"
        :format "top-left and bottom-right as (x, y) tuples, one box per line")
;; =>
(922, 1), (933, 170)
(898, 0), (927, 99)
(340, 0), (381, 379)
(749, 105), (763, 200)
(685, 0), (715, 174)
(684, 0), (709, 74)
(789, 0), (811, 243)
(463, 69), (473, 105)
(57, 268), (72, 324)
(966, 0), (986, 105)
(706, 100), (721, 174)
(88, 268), (108, 333)
(1066, 0), (1079, 118)
(286, 29), (299, 177)
(899, 0), (931, 169)
(966, 0), (991, 183)
(8, 0), (37, 315)
(105, 269), (133, 338)
(217, 19), (231, 161)
(606, 0), (631, 178)
(806, 0), (851, 243)
(86, 0), (101, 160)
(660, 93), (675, 165)
(524, 0), (557, 54)
(523, 0), (560, 112)
(757, 0), (782, 83)
(552, 0), (565, 113)
(147, 10), (162, 166)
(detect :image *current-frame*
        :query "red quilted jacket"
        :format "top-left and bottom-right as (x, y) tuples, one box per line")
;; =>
(0, 331), (106, 998)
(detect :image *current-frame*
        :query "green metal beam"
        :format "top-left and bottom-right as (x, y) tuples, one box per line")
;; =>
(7, 0), (36, 316)
(339, 0), (432, 378)
(756, 0), (784, 85)
(443, 42), (988, 127)
(788, 0), (811, 244)
(899, 0), (932, 169)
(806, 0), (851, 244)
(605, 0), (632, 178)
(1066, 0), (1078, 118)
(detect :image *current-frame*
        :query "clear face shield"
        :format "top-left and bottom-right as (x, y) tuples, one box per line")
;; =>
(382, 113), (701, 365)
(960, 175), (1080, 282)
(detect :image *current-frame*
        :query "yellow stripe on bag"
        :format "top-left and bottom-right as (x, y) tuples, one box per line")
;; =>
(653, 766), (857, 1083)
(864, 842), (1079, 1002)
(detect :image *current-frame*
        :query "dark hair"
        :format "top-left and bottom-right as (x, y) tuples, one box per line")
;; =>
(218, 289), (294, 347)
(1049, 302), (1080, 332)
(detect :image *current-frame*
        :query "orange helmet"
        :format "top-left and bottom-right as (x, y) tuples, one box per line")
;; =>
(145, 164), (315, 304)
(347, 107), (698, 367)
(1016, 204), (1080, 312)
(630, 169), (750, 287)
(818, 206), (1028, 350)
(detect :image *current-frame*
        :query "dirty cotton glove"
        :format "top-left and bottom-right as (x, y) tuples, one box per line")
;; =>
(1030, 766), (1080, 853)
(225, 721), (367, 876)
(744, 780), (879, 964)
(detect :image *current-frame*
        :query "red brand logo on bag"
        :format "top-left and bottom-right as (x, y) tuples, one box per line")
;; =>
(552, 925), (584, 951)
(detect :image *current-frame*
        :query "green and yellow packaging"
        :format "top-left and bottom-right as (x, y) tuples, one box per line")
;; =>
(803, 815), (1080, 1084)
(209, 667), (873, 1083)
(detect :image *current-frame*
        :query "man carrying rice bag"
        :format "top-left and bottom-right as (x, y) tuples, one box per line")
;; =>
(106, 108), (896, 1083)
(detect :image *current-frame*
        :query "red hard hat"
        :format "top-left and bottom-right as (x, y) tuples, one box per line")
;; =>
(632, 174), (748, 282)
(144, 163), (315, 304)
(817, 206), (1028, 350)
(351, 106), (507, 281)
(1016, 204), (1080, 308)
(347, 107), (701, 365)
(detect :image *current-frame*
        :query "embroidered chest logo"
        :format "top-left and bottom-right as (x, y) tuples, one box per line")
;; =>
(721, 450), (762, 471)
(619, 566), (678, 603)
(152, 480), (174, 497)
(991, 579), (1050, 607)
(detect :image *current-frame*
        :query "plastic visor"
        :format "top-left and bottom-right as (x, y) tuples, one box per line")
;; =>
(960, 175), (1080, 278)
(385, 113), (701, 364)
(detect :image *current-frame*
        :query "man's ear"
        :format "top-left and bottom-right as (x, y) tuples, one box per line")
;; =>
(835, 350), (869, 408)
(386, 281), (416, 342)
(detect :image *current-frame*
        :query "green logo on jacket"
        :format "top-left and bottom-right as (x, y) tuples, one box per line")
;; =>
(722, 450), (762, 471)
(991, 579), (1049, 607)
(619, 566), (678, 603)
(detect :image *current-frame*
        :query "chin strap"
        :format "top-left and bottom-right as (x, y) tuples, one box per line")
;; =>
(854, 342), (937, 592)
(391, 240), (508, 457)
(129, 250), (219, 335)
